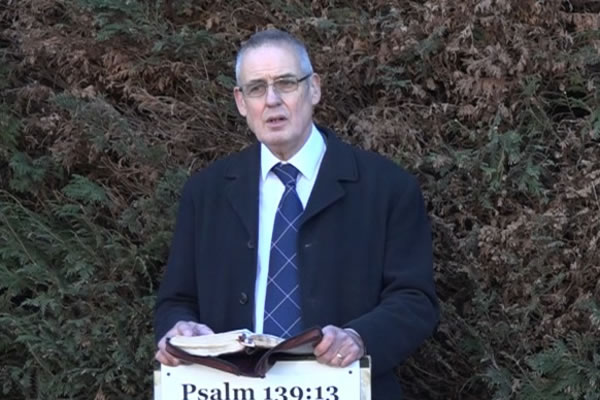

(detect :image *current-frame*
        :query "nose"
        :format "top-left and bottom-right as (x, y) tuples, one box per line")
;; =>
(265, 84), (283, 106)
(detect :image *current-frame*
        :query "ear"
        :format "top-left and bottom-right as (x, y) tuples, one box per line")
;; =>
(309, 73), (321, 106)
(233, 87), (247, 117)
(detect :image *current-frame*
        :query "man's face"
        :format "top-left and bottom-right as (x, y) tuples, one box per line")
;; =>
(234, 44), (321, 161)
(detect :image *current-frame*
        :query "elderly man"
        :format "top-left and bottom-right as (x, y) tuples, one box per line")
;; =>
(154, 29), (439, 399)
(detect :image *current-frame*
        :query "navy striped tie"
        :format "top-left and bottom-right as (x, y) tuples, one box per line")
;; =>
(263, 163), (304, 338)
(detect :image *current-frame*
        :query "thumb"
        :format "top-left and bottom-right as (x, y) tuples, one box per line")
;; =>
(177, 322), (196, 336)
(193, 324), (214, 336)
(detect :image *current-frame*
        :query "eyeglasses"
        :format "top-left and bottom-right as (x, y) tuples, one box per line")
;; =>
(239, 73), (312, 98)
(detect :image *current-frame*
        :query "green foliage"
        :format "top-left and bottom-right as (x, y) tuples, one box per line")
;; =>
(8, 153), (59, 194)
(76, 0), (162, 41)
(484, 365), (514, 400)
(53, 94), (130, 145)
(521, 334), (600, 400)
(0, 187), (160, 398)
(0, 105), (21, 159)
(268, 0), (314, 19)
(75, 0), (221, 60)
(53, 94), (166, 164)
(62, 174), (109, 205)
(587, 107), (600, 139)
(151, 27), (215, 57)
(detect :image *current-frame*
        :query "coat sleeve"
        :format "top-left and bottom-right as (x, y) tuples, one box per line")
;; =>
(154, 177), (201, 343)
(345, 174), (439, 377)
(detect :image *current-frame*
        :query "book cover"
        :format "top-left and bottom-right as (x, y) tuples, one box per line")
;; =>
(165, 326), (323, 378)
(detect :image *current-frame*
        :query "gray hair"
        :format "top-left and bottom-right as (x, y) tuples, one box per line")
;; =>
(235, 29), (314, 85)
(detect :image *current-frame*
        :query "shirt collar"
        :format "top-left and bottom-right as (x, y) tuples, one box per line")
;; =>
(260, 123), (326, 181)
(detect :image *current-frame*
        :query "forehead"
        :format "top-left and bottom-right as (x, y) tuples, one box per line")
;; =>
(239, 44), (302, 82)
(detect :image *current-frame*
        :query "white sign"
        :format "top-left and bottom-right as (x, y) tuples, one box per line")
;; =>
(160, 359), (360, 400)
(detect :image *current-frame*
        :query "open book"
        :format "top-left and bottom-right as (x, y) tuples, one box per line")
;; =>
(169, 329), (285, 357)
(166, 326), (323, 378)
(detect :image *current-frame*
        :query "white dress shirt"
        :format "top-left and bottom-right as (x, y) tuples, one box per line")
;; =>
(254, 124), (327, 333)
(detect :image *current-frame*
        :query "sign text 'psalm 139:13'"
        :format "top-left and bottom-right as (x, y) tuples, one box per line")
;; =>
(160, 359), (361, 400)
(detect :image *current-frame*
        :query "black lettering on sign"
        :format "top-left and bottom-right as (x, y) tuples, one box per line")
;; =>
(326, 386), (339, 400)
(275, 386), (288, 400)
(182, 384), (197, 400)
(232, 387), (255, 400)
(210, 386), (223, 400)
(198, 388), (209, 400)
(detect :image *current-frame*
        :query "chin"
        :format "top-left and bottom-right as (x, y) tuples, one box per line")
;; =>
(260, 131), (289, 145)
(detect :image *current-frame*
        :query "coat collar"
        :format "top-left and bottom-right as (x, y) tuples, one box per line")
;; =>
(224, 125), (358, 238)
(224, 142), (261, 242)
(300, 125), (357, 225)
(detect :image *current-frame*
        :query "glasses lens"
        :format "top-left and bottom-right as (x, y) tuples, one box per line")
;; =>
(245, 82), (266, 97)
(274, 78), (298, 93)
(243, 75), (308, 97)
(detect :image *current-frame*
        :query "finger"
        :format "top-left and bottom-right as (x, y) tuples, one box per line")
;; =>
(192, 323), (214, 336)
(334, 335), (362, 366)
(155, 348), (181, 366)
(336, 343), (362, 367)
(339, 350), (359, 368)
(317, 329), (360, 366)
(155, 324), (188, 366)
(175, 321), (197, 336)
(175, 321), (214, 337)
(316, 340), (345, 365)
(155, 321), (213, 367)
(313, 325), (337, 357)
(322, 342), (361, 367)
(156, 350), (179, 366)
(316, 325), (352, 364)
(156, 336), (180, 365)
(317, 348), (344, 366)
(344, 329), (365, 358)
(319, 346), (346, 367)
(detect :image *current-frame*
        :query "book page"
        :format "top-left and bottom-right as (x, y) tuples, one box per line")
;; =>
(249, 333), (285, 348)
(170, 329), (254, 356)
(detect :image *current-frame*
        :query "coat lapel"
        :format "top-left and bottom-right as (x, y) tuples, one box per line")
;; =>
(224, 143), (260, 243)
(300, 127), (358, 226)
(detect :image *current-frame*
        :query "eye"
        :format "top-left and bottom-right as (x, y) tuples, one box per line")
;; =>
(274, 78), (297, 92)
(246, 82), (266, 96)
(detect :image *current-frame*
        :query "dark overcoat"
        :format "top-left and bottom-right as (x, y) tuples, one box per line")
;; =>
(155, 127), (439, 399)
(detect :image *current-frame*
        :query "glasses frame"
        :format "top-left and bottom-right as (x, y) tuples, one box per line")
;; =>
(238, 73), (312, 98)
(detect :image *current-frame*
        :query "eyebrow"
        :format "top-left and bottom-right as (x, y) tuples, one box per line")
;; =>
(245, 73), (297, 84)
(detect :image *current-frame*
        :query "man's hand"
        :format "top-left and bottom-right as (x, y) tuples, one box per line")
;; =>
(313, 325), (365, 367)
(155, 321), (214, 366)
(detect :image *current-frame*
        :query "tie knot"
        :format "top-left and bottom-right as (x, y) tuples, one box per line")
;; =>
(272, 163), (300, 188)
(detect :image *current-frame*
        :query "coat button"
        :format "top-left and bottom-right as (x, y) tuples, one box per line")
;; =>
(247, 240), (255, 249)
(239, 292), (248, 305)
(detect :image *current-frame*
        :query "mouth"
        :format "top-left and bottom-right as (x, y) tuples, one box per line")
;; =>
(265, 116), (288, 127)
(267, 116), (287, 124)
